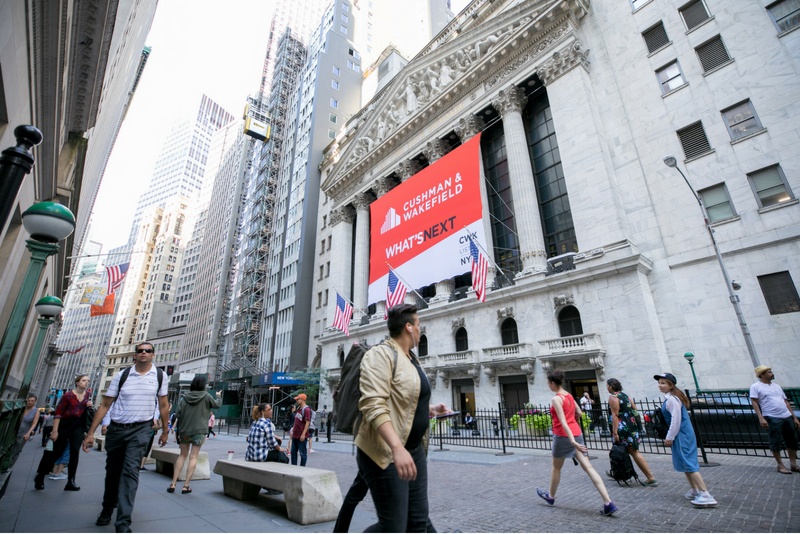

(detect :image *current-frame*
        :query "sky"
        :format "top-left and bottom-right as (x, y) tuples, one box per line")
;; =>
(88, 0), (471, 253)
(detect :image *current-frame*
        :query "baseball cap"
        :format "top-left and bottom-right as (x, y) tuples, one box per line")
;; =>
(653, 372), (677, 385)
(754, 365), (771, 378)
(294, 393), (307, 401)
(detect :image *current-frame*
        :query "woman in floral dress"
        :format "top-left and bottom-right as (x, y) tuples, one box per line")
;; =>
(607, 378), (658, 486)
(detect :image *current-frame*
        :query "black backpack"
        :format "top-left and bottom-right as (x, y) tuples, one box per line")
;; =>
(651, 407), (669, 439)
(608, 441), (643, 486)
(333, 342), (397, 435)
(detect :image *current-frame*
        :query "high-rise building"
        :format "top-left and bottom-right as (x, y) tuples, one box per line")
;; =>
(312, 0), (800, 412)
(128, 94), (234, 243)
(177, 120), (249, 379)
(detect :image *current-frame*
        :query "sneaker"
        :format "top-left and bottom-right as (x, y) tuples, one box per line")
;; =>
(684, 488), (700, 500)
(536, 487), (555, 506)
(644, 479), (659, 487)
(49, 473), (67, 480)
(601, 502), (619, 516)
(691, 492), (718, 508)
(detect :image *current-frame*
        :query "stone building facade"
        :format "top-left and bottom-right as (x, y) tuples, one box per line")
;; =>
(311, 0), (800, 410)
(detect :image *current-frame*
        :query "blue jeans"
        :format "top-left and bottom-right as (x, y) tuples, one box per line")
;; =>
(291, 436), (307, 466)
(357, 443), (429, 532)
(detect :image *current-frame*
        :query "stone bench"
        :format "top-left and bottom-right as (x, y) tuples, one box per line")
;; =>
(213, 459), (342, 525)
(150, 448), (210, 481)
(94, 435), (106, 452)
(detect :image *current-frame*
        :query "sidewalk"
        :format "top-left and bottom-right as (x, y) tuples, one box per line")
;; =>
(1, 431), (799, 532)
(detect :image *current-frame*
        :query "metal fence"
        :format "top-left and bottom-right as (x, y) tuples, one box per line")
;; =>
(302, 392), (799, 461)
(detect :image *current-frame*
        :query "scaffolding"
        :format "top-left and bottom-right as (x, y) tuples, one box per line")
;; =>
(234, 29), (307, 382)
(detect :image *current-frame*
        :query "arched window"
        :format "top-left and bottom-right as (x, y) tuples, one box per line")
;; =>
(500, 318), (519, 345)
(558, 306), (583, 337)
(418, 334), (428, 357)
(455, 327), (469, 352)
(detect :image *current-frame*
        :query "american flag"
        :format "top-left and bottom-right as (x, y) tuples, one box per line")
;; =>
(106, 262), (130, 295)
(332, 292), (353, 336)
(470, 239), (488, 302)
(386, 268), (408, 311)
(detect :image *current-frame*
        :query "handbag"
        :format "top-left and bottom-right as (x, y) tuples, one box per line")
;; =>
(266, 449), (290, 464)
(82, 406), (96, 434)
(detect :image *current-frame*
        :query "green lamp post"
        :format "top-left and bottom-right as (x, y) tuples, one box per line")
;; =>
(684, 351), (700, 392)
(18, 296), (63, 398)
(0, 201), (75, 392)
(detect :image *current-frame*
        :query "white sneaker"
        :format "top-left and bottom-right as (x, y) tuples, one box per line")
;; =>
(49, 473), (67, 480)
(691, 492), (718, 508)
(684, 488), (700, 500)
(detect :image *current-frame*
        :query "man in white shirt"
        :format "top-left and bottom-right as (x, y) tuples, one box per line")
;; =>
(750, 365), (800, 474)
(83, 342), (169, 533)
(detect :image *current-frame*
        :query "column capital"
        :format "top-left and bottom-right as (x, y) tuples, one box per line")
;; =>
(396, 160), (422, 182)
(537, 41), (591, 86)
(454, 115), (485, 142)
(353, 193), (371, 212)
(371, 177), (392, 197)
(492, 86), (527, 118)
(329, 206), (354, 226)
(422, 139), (448, 164)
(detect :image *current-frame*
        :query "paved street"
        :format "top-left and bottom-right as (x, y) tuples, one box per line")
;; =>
(1, 430), (798, 532)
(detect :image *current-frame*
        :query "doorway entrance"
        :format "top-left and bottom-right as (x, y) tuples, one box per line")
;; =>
(451, 379), (475, 423)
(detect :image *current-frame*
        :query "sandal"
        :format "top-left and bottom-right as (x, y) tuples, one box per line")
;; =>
(791, 465), (800, 473)
(167, 485), (175, 493)
(777, 466), (792, 474)
(181, 486), (192, 494)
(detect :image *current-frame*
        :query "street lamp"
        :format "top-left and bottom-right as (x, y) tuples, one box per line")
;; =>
(0, 201), (76, 391)
(683, 351), (700, 392)
(663, 156), (761, 368)
(19, 296), (64, 398)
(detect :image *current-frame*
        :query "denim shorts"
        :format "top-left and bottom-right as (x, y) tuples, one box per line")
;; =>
(765, 416), (799, 452)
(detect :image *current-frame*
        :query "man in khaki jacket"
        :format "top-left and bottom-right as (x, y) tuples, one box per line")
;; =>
(355, 304), (451, 532)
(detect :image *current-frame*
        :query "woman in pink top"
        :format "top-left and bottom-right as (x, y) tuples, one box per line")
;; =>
(536, 369), (618, 516)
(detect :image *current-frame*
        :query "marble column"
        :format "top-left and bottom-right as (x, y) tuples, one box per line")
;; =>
(422, 138), (447, 163)
(430, 279), (455, 303)
(329, 205), (355, 316)
(352, 193), (371, 322)
(454, 115), (485, 142)
(492, 85), (547, 276)
(395, 160), (422, 182)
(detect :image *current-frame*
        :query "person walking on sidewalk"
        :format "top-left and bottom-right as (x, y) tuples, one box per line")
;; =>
(6, 394), (40, 469)
(750, 365), (800, 474)
(606, 378), (658, 486)
(537, 369), (618, 516)
(168, 375), (221, 494)
(654, 372), (718, 507)
(207, 412), (216, 438)
(83, 342), (169, 533)
(290, 393), (312, 466)
(40, 408), (54, 446)
(34, 374), (92, 491)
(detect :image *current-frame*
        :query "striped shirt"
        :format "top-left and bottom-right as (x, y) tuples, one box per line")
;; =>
(105, 364), (167, 424)
(245, 418), (278, 462)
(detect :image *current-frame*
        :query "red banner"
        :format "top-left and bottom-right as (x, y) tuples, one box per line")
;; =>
(368, 134), (486, 304)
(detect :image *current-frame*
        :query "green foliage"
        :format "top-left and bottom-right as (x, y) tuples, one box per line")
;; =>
(579, 412), (591, 430)
(526, 412), (552, 430)
(286, 367), (325, 405)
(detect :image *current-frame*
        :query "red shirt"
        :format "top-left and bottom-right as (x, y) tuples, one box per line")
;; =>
(551, 393), (582, 437)
(54, 390), (89, 420)
(290, 406), (312, 439)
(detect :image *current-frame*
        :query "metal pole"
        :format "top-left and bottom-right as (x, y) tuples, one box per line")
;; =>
(0, 126), (42, 232)
(0, 240), (60, 390)
(18, 317), (54, 398)
(688, 360), (700, 392)
(667, 162), (761, 368)
(35, 344), (63, 406)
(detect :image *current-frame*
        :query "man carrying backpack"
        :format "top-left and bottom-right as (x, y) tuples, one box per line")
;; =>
(354, 304), (452, 532)
(83, 342), (169, 533)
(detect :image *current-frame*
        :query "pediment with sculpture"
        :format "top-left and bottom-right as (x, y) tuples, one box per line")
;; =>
(322, 0), (590, 203)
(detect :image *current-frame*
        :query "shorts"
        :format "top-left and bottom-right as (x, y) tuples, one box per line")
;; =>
(765, 416), (799, 452)
(178, 433), (206, 446)
(552, 434), (585, 459)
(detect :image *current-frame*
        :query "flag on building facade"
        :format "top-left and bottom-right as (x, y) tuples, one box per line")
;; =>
(64, 345), (86, 355)
(80, 285), (107, 306)
(332, 292), (353, 337)
(90, 293), (115, 317)
(106, 262), (130, 295)
(470, 239), (488, 302)
(386, 268), (408, 312)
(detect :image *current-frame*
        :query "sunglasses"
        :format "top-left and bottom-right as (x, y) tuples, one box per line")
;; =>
(135, 348), (154, 353)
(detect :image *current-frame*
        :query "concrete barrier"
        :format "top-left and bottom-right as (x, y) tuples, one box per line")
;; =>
(213, 459), (342, 525)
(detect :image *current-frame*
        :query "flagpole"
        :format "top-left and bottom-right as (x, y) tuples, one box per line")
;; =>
(462, 227), (509, 280)
(385, 263), (428, 307)
(332, 287), (369, 317)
